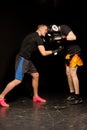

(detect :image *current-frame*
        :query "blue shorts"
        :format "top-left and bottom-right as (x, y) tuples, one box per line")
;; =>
(15, 55), (37, 80)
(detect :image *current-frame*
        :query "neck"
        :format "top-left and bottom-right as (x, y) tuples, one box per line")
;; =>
(36, 30), (41, 36)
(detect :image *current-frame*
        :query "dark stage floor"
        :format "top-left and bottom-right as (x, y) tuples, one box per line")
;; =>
(0, 92), (87, 130)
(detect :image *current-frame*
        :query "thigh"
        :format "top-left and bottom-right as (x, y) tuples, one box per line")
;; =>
(69, 66), (78, 75)
(15, 55), (37, 80)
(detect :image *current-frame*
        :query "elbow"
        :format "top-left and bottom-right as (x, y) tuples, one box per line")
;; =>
(42, 53), (47, 56)
(74, 36), (77, 40)
(40, 50), (47, 56)
(66, 36), (77, 41)
(41, 51), (49, 56)
(40, 50), (52, 56)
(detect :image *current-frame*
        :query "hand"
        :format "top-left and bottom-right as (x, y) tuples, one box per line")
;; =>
(52, 46), (64, 55)
(52, 49), (58, 55)
(61, 35), (66, 39)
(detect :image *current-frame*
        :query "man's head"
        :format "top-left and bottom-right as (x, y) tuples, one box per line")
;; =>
(37, 24), (48, 36)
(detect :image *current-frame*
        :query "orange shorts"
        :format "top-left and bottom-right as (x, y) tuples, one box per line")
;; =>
(65, 54), (83, 67)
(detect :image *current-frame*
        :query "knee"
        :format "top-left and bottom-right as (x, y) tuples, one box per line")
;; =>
(70, 72), (76, 77)
(33, 73), (39, 79)
(66, 70), (70, 77)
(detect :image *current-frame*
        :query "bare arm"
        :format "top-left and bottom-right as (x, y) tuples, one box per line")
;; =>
(66, 31), (76, 41)
(38, 45), (52, 56)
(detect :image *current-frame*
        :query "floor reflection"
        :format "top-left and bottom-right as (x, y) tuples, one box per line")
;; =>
(0, 107), (9, 118)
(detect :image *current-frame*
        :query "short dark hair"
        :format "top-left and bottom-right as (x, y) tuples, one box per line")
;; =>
(37, 24), (47, 29)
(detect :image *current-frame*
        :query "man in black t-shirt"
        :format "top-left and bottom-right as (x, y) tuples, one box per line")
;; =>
(0, 24), (60, 107)
(47, 24), (83, 104)
(59, 25), (83, 104)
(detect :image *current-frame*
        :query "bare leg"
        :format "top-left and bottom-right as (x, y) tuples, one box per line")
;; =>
(66, 65), (75, 93)
(69, 66), (83, 104)
(30, 72), (39, 97)
(30, 72), (46, 102)
(0, 79), (21, 99)
(70, 66), (80, 94)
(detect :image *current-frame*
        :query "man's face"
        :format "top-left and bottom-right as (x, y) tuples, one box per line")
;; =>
(41, 26), (48, 36)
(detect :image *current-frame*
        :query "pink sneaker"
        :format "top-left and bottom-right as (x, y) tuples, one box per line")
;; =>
(0, 99), (9, 107)
(33, 96), (46, 103)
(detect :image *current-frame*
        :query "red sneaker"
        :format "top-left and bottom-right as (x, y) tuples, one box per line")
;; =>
(0, 99), (9, 107)
(33, 96), (46, 103)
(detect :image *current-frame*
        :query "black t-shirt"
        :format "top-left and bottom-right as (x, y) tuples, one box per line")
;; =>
(18, 32), (44, 60)
(60, 25), (72, 35)
(60, 25), (81, 55)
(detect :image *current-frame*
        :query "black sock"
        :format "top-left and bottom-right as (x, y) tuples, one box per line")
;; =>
(75, 94), (81, 98)
(70, 92), (75, 96)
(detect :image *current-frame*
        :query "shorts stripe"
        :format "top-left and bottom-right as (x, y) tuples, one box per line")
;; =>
(15, 57), (24, 80)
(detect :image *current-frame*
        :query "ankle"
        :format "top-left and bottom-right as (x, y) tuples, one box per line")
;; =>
(0, 95), (4, 100)
(33, 95), (39, 98)
(69, 92), (75, 96)
(75, 94), (81, 98)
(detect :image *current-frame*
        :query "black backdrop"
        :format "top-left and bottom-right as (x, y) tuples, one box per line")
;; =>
(0, 2), (87, 98)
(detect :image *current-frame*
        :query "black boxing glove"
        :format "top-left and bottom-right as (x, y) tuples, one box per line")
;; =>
(52, 46), (64, 55)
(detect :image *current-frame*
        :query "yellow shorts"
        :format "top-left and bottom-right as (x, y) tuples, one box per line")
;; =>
(65, 54), (83, 67)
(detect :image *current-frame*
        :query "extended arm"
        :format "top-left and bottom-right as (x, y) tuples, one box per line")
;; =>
(38, 45), (52, 56)
(38, 45), (64, 56)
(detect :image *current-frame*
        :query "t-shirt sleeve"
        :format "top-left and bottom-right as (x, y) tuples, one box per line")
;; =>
(60, 25), (72, 35)
(36, 37), (44, 46)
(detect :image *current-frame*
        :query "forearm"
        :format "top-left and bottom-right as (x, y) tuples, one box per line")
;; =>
(38, 45), (53, 56)
(42, 50), (53, 56)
